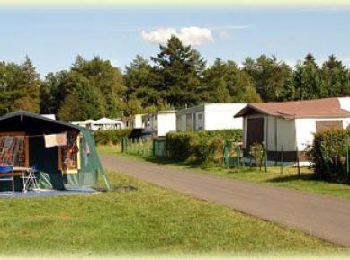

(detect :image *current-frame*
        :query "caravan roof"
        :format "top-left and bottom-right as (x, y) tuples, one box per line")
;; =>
(235, 97), (350, 119)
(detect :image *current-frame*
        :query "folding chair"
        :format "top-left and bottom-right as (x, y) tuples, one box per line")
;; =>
(22, 164), (40, 193)
(30, 164), (40, 192)
(0, 166), (15, 194)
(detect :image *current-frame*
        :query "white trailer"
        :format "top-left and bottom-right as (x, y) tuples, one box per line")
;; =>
(176, 103), (246, 131)
(142, 111), (176, 136)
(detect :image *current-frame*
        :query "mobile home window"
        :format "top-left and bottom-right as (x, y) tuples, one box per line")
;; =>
(316, 120), (343, 133)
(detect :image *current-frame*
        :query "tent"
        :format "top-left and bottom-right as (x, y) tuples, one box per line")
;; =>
(0, 111), (110, 191)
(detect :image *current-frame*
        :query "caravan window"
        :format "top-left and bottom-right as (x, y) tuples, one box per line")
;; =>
(316, 120), (343, 133)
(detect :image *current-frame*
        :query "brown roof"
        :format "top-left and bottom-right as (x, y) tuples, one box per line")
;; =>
(234, 97), (350, 119)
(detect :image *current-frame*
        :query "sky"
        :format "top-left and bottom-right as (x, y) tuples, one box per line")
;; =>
(0, 6), (350, 76)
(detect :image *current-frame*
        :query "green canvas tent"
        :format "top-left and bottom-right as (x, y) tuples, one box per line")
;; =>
(0, 111), (110, 191)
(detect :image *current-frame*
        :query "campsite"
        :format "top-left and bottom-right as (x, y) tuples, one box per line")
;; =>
(2, 1), (350, 258)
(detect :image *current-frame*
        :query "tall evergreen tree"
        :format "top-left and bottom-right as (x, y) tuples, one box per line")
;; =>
(320, 54), (350, 97)
(294, 53), (322, 100)
(124, 55), (163, 107)
(243, 55), (294, 101)
(203, 58), (261, 103)
(151, 36), (206, 108)
(0, 57), (40, 115)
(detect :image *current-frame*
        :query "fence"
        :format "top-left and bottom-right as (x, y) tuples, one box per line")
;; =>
(223, 141), (304, 175)
(120, 137), (304, 175)
(121, 137), (167, 158)
(121, 137), (153, 157)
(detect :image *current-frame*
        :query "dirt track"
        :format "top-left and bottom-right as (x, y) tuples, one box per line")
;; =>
(101, 154), (350, 247)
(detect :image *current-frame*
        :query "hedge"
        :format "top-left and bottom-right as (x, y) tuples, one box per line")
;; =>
(94, 129), (132, 145)
(166, 130), (242, 163)
(308, 129), (350, 181)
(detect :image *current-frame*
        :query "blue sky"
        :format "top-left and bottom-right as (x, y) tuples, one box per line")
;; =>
(0, 6), (349, 76)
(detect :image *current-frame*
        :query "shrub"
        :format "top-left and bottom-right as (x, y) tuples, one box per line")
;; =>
(249, 143), (265, 170)
(166, 130), (242, 164)
(166, 131), (195, 161)
(308, 129), (350, 181)
(94, 129), (132, 145)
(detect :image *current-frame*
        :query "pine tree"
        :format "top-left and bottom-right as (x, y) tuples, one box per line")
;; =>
(243, 55), (294, 102)
(151, 36), (206, 108)
(320, 55), (350, 97)
(294, 54), (322, 100)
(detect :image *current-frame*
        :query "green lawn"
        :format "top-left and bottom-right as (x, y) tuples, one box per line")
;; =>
(0, 171), (345, 255)
(97, 145), (350, 201)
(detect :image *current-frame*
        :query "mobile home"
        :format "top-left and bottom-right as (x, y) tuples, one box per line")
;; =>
(142, 111), (176, 136)
(124, 114), (144, 129)
(176, 103), (246, 131)
(235, 97), (350, 163)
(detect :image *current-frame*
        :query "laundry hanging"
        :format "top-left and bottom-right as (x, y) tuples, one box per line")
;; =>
(44, 132), (67, 148)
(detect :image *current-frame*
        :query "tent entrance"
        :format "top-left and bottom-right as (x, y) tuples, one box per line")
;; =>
(29, 136), (65, 190)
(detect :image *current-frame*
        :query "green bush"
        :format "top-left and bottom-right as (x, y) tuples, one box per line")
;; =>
(249, 143), (265, 170)
(166, 131), (195, 161)
(94, 129), (131, 145)
(166, 130), (242, 164)
(308, 129), (350, 181)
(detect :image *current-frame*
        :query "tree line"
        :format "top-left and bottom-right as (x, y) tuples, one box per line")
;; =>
(1, 36), (350, 121)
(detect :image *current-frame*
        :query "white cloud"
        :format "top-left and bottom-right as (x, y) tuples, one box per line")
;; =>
(141, 26), (213, 46)
(141, 28), (177, 45)
(178, 26), (213, 46)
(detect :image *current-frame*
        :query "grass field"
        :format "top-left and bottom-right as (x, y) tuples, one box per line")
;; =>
(97, 145), (350, 201)
(0, 171), (344, 255)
